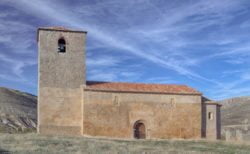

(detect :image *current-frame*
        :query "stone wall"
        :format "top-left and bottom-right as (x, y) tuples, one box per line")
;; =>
(36, 28), (221, 139)
(38, 87), (83, 135)
(223, 125), (250, 142)
(38, 29), (86, 135)
(83, 90), (202, 139)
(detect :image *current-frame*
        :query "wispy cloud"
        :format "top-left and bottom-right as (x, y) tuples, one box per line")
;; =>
(87, 55), (121, 67)
(0, 52), (36, 83)
(88, 68), (142, 82)
(1, 0), (250, 99)
(5, 0), (220, 82)
(144, 77), (176, 84)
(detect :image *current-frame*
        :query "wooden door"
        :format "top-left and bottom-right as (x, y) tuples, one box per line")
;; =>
(134, 122), (146, 139)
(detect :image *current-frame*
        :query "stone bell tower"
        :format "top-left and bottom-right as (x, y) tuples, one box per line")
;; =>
(37, 27), (87, 135)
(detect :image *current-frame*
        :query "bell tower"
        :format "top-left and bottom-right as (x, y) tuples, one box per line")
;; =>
(37, 27), (87, 135)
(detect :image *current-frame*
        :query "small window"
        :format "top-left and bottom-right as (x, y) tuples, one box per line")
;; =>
(208, 112), (213, 120)
(58, 38), (66, 53)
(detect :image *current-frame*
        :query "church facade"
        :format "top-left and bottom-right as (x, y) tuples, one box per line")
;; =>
(37, 27), (221, 140)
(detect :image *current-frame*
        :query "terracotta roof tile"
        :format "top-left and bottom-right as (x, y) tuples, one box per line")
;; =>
(85, 81), (201, 95)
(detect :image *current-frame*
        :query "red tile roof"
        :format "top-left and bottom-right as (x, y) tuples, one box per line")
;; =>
(85, 81), (201, 95)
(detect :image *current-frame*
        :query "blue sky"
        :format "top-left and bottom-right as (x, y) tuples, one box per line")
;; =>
(0, 0), (250, 100)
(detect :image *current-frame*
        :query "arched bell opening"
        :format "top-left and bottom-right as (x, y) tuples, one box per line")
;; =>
(58, 38), (66, 53)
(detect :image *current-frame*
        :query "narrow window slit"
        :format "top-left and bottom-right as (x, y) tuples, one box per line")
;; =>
(208, 112), (213, 120)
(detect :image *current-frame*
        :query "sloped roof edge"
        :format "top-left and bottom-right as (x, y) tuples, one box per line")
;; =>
(84, 81), (202, 95)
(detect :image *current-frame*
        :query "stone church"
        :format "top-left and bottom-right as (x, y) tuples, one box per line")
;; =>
(37, 27), (221, 140)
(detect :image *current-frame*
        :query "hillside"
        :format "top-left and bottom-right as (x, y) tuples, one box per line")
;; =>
(217, 96), (250, 126)
(0, 87), (37, 133)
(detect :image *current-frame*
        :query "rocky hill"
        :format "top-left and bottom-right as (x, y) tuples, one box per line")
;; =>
(217, 96), (250, 141)
(0, 87), (37, 133)
(217, 96), (250, 126)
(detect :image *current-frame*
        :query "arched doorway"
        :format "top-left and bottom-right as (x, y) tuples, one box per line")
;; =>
(134, 121), (146, 139)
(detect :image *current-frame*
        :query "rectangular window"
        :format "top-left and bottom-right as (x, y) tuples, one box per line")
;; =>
(208, 112), (213, 120)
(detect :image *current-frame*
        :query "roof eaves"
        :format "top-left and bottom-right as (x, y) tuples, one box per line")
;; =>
(84, 87), (202, 95)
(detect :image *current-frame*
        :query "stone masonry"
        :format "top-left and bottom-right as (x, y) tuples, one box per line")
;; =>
(37, 27), (221, 140)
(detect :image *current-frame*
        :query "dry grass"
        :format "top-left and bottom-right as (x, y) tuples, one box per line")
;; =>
(0, 133), (250, 154)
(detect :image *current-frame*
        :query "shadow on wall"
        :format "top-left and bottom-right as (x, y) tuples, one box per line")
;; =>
(201, 102), (206, 138)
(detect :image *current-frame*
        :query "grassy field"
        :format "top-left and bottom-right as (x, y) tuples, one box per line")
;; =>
(0, 133), (250, 154)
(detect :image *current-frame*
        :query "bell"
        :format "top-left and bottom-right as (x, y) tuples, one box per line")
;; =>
(58, 44), (65, 52)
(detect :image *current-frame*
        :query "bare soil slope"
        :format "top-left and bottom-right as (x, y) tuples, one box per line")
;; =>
(217, 96), (250, 126)
(0, 87), (37, 133)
